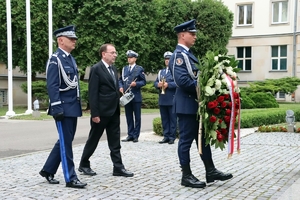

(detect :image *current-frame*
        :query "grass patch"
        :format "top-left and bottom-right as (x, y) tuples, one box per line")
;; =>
(0, 106), (159, 120)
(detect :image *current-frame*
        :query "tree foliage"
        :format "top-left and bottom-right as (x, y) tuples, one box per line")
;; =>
(0, 0), (233, 78)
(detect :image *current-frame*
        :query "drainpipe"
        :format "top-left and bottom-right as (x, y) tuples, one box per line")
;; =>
(292, 0), (298, 77)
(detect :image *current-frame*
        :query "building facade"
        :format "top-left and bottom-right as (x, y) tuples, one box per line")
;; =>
(222, 0), (300, 101)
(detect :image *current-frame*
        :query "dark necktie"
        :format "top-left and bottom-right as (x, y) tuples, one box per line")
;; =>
(108, 66), (116, 85)
(68, 54), (73, 63)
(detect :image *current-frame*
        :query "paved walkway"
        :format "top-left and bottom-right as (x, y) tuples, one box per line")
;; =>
(1, 128), (300, 199)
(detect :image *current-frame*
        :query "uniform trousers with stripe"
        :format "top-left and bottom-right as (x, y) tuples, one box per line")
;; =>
(42, 117), (78, 183)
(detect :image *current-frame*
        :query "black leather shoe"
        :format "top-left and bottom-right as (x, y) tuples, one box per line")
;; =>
(78, 166), (97, 176)
(39, 170), (59, 184)
(181, 174), (206, 188)
(133, 138), (138, 143)
(206, 169), (233, 184)
(168, 140), (175, 144)
(113, 168), (134, 177)
(158, 138), (169, 144)
(66, 179), (87, 189)
(122, 137), (134, 142)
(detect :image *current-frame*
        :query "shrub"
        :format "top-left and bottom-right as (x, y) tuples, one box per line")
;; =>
(248, 92), (279, 108)
(142, 93), (159, 109)
(153, 117), (180, 137)
(240, 91), (256, 109)
(142, 81), (159, 94)
(153, 117), (163, 136)
(142, 81), (159, 109)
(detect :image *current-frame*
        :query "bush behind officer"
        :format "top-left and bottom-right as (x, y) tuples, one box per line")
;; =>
(154, 51), (177, 144)
(119, 50), (146, 143)
(39, 25), (87, 188)
(169, 19), (233, 188)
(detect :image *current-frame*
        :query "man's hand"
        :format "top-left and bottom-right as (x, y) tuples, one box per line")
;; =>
(163, 82), (168, 89)
(130, 82), (136, 87)
(54, 112), (64, 121)
(158, 81), (163, 88)
(119, 88), (124, 93)
(92, 116), (100, 123)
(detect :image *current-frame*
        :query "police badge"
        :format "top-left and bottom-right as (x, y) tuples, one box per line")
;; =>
(176, 58), (183, 66)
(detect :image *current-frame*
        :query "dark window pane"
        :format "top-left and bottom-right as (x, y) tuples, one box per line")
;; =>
(237, 47), (244, 58)
(280, 45), (287, 56)
(272, 59), (278, 70)
(272, 46), (278, 57)
(247, 5), (252, 24)
(239, 6), (245, 25)
(245, 47), (251, 57)
(279, 91), (285, 98)
(245, 59), (251, 70)
(238, 60), (243, 69)
(280, 58), (287, 70)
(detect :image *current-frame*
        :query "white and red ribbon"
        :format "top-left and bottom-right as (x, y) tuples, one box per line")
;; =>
(225, 74), (241, 157)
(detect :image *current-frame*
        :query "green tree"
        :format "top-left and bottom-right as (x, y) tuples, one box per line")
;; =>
(72, 0), (158, 74)
(151, 0), (233, 73)
(0, 0), (233, 77)
(0, 0), (50, 78)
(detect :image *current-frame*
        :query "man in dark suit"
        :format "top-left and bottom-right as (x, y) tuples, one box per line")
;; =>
(119, 50), (146, 143)
(78, 44), (134, 178)
(154, 51), (177, 144)
(39, 25), (87, 188)
(169, 19), (233, 188)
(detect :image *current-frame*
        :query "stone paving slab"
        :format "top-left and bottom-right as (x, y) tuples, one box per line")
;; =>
(0, 131), (300, 199)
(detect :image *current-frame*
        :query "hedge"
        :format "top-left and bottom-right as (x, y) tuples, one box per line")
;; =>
(153, 105), (300, 135)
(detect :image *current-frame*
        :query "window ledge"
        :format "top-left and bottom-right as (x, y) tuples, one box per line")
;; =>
(237, 70), (252, 73)
(236, 25), (253, 28)
(269, 70), (288, 72)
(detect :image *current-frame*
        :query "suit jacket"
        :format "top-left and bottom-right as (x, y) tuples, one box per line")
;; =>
(154, 68), (177, 106)
(89, 61), (120, 117)
(118, 65), (146, 103)
(169, 45), (199, 115)
(46, 48), (82, 117)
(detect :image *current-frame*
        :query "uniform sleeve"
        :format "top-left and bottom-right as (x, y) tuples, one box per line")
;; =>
(154, 70), (160, 89)
(46, 56), (64, 116)
(118, 67), (124, 89)
(135, 66), (146, 88)
(167, 79), (177, 89)
(171, 53), (196, 93)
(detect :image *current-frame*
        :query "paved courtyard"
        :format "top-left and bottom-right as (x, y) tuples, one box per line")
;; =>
(0, 131), (300, 199)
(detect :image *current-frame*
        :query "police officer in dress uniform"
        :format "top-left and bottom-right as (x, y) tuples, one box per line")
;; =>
(119, 50), (146, 143)
(154, 51), (177, 144)
(39, 25), (87, 189)
(169, 19), (233, 188)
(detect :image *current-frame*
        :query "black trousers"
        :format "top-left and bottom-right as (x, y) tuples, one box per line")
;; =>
(80, 111), (124, 169)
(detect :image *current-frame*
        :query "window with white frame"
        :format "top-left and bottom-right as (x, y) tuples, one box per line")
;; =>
(237, 47), (252, 71)
(272, 1), (288, 24)
(271, 45), (287, 70)
(237, 4), (252, 26)
(274, 91), (286, 99)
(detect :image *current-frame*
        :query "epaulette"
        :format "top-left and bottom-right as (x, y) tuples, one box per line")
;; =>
(51, 52), (59, 57)
(175, 49), (182, 53)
